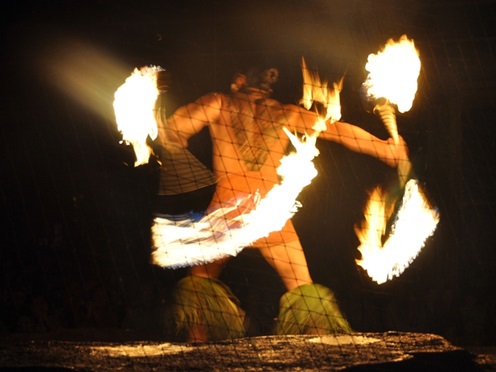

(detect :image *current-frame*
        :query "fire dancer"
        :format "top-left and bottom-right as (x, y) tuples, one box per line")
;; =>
(154, 67), (408, 342)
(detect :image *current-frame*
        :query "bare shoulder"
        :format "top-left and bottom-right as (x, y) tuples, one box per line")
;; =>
(195, 92), (225, 109)
(280, 102), (302, 112)
(263, 97), (285, 108)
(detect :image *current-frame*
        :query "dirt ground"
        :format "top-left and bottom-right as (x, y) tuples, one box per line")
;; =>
(0, 331), (494, 371)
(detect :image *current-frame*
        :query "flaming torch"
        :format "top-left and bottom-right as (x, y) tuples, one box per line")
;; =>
(362, 35), (420, 144)
(355, 181), (439, 284)
(356, 35), (439, 284)
(113, 66), (163, 166)
(362, 35), (421, 186)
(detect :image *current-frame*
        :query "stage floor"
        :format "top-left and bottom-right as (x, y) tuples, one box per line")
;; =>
(0, 331), (494, 371)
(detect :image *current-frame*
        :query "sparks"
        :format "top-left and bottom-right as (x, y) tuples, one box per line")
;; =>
(113, 66), (163, 166)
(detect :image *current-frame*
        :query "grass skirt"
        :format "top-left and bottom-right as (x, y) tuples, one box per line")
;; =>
(274, 283), (352, 335)
(173, 276), (245, 341)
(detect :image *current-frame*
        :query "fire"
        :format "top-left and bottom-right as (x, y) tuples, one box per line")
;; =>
(363, 35), (421, 114)
(355, 180), (440, 284)
(362, 35), (420, 144)
(113, 66), (163, 166)
(356, 36), (439, 283)
(300, 57), (343, 124)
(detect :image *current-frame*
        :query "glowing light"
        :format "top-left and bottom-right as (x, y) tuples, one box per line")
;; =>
(355, 180), (439, 284)
(309, 335), (381, 346)
(363, 35), (421, 114)
(90, 343), (194, 357)
(113, 66), (163, 166)
(41, 39), (130, 123)
(300, 57), (343, 124)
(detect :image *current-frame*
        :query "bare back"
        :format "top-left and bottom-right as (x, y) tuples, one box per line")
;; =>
(209, 92), (292, 187)
(161, 89), (403, 211)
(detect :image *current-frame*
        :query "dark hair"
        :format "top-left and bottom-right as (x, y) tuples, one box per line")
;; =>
(231, 67), (279, 93)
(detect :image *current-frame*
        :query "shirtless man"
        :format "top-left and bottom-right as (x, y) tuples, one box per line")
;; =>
(157, 67), (408, 342)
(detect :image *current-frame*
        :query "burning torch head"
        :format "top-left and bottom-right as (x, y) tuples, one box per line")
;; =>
(359, 82), (389, 113)
(360, 82), (399, 144)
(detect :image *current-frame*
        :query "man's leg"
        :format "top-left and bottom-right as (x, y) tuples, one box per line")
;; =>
(187, 260), (227, 342)
(258, 223), (352, 335)
(259, 240), (313, 291)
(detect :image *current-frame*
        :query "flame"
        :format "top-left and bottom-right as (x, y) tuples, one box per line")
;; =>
(300, 57), (343, 123)
(152, 128), (320, 268)
(113, 66), (163, 166)
(357, 35), (439, 283)
(355, 180), (439, 284)
(363, 35), (421, 114)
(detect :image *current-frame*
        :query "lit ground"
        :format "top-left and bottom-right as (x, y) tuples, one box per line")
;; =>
(1, 332), (494, 371)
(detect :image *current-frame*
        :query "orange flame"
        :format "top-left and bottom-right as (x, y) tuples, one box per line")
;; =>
(113, 66), (162, 166)
(355, 180), (439, 284)
(363, 35), (421, 113)
(356, 36), (438, 283)
(300, 57), (343, 124)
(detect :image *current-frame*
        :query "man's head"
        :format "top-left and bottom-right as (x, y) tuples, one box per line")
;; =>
(231, 67), (279, 95)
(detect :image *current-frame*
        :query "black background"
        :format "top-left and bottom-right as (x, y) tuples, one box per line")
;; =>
(1, 0), (495, 345)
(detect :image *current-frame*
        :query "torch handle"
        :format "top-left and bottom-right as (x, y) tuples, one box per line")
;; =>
(373, 101), (399, 145)
(372, 100), (412, 186)
(398, 158), (412, 189)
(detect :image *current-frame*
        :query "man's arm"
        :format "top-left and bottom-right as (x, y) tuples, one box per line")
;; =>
(283, 104), (408, 168)
(319, 121), (408, 168)
(157, 93), (222, 147)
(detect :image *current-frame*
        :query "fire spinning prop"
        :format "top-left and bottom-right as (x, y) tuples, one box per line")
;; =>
(113, 65), (338, 268)
(355, 35), (439, 284)
(113, 66), (162, 166)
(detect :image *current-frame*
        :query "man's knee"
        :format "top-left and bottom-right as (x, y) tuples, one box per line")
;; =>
(189, 257), (230, 279)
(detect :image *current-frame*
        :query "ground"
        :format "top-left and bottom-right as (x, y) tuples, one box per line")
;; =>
(0, 331), (494, 371)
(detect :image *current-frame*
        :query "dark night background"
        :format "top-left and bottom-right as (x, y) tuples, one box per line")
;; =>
(0, 0), (495, 347)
